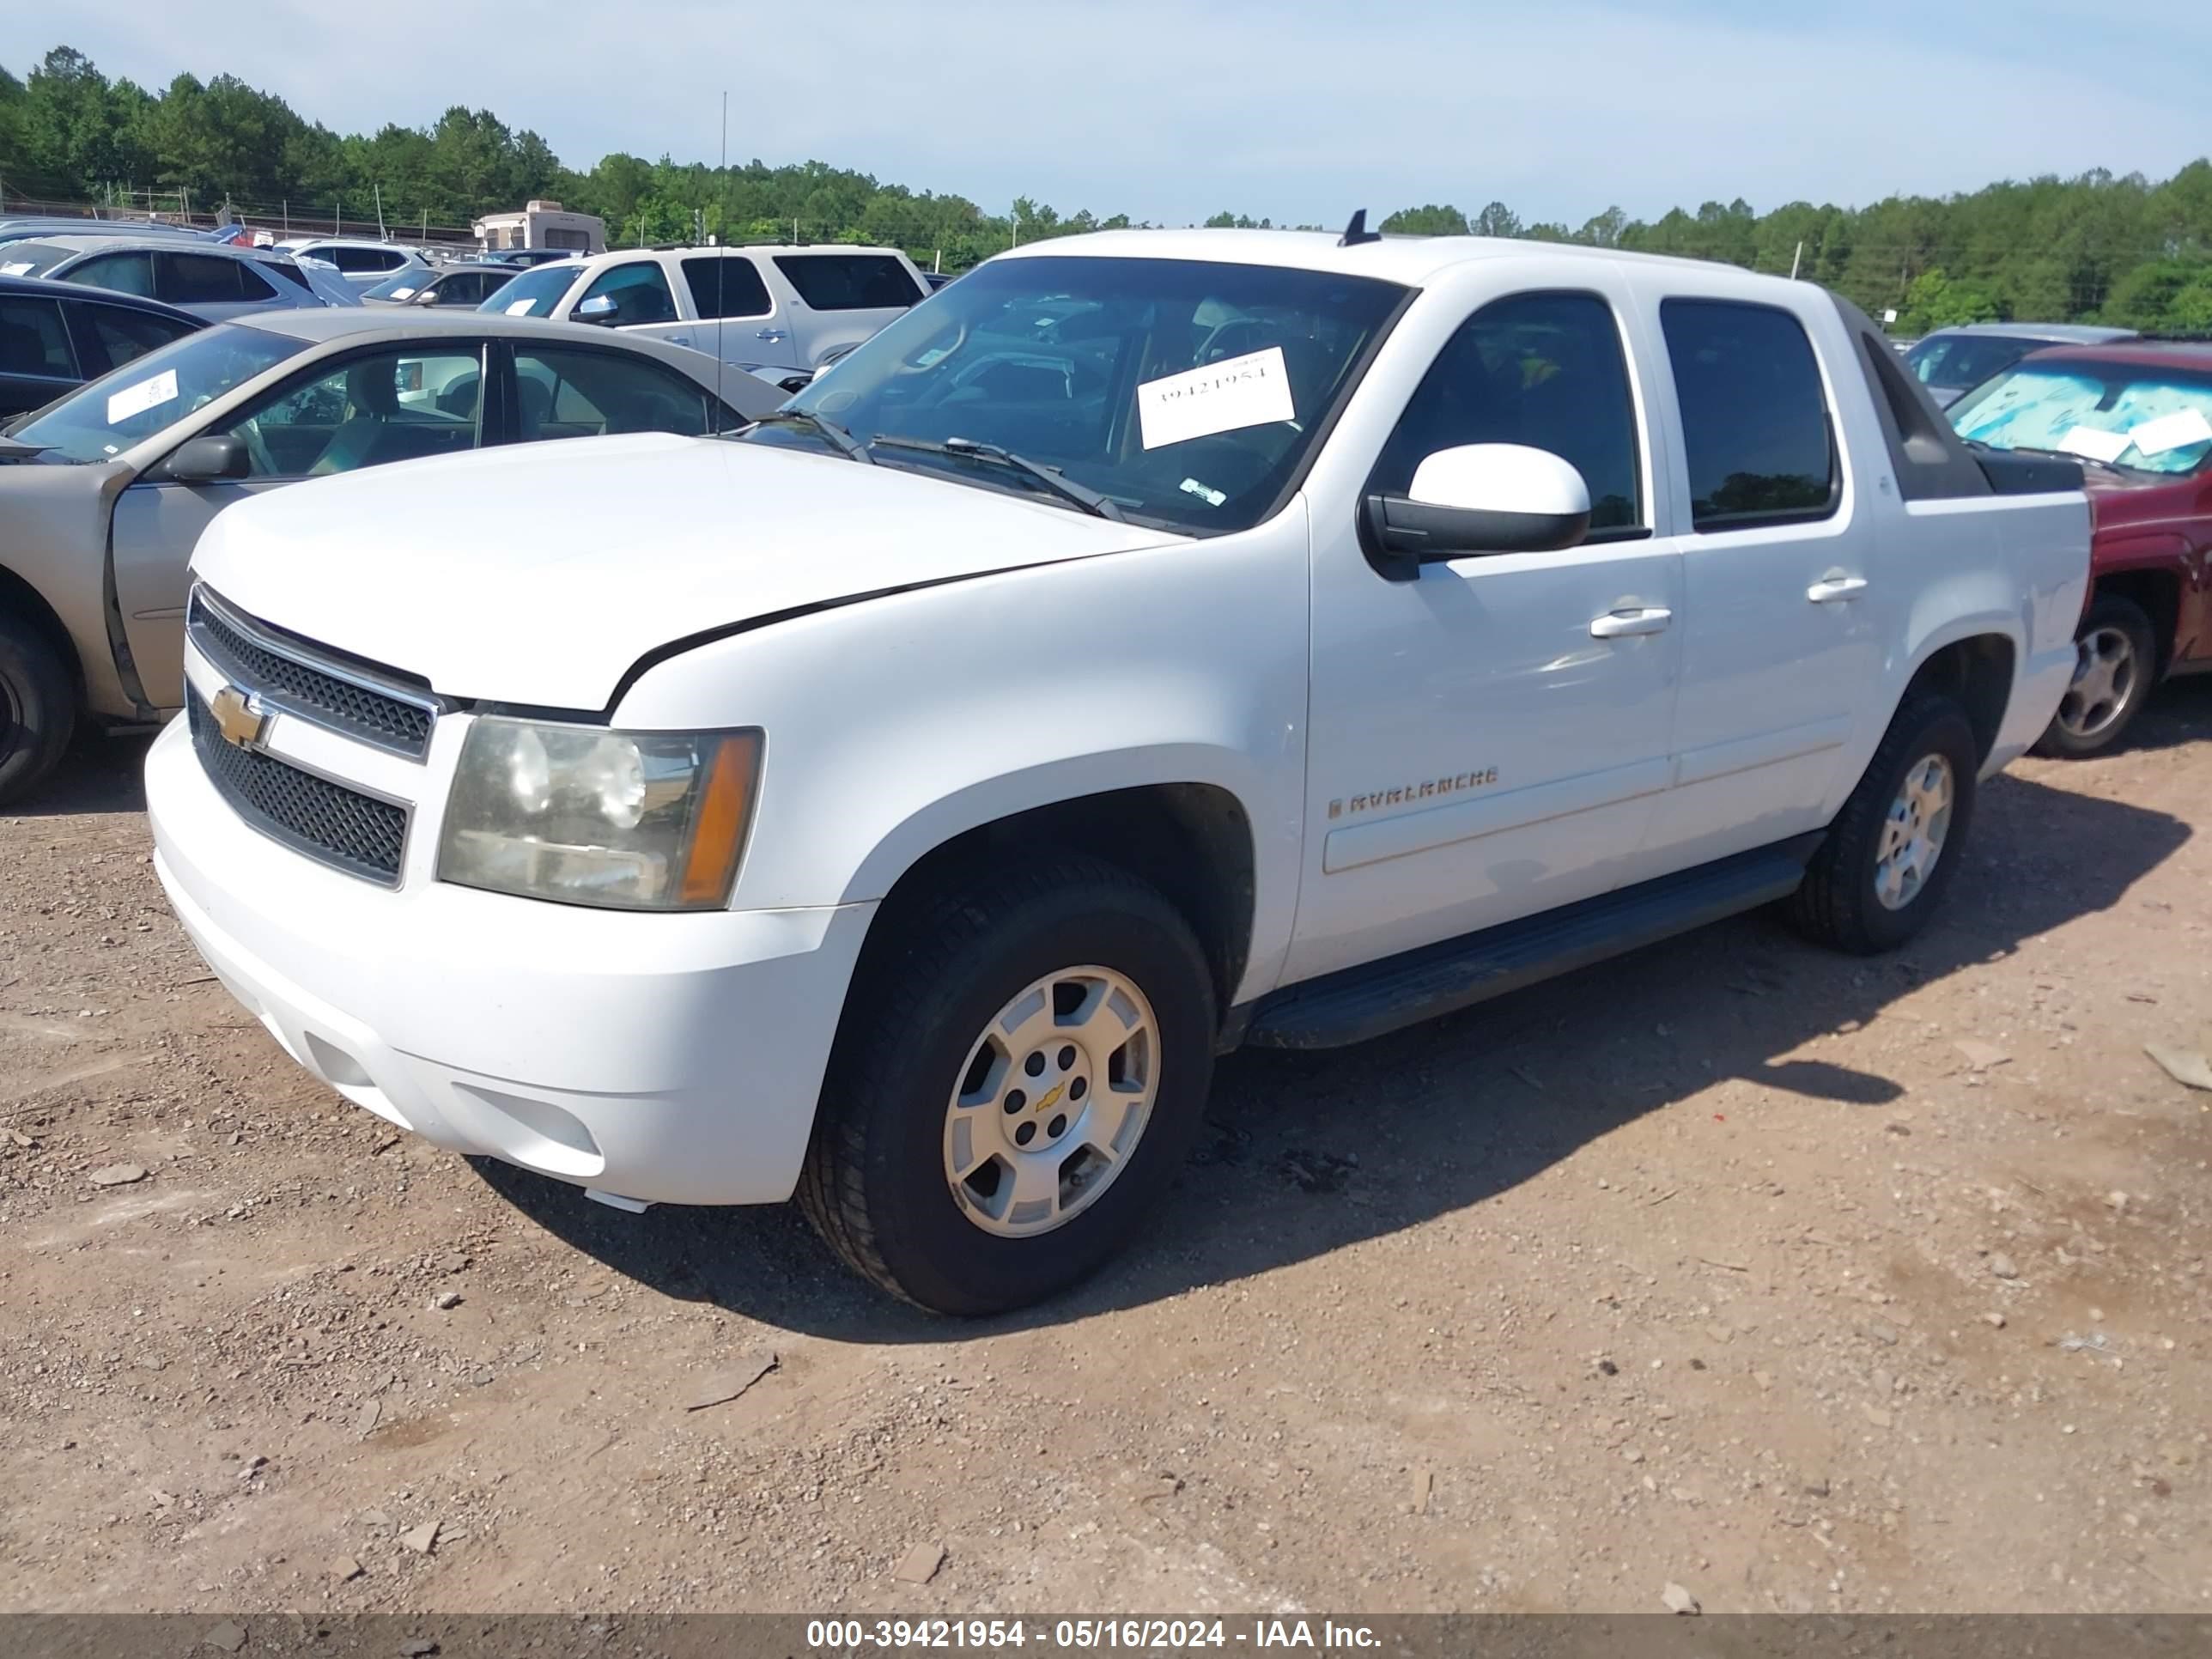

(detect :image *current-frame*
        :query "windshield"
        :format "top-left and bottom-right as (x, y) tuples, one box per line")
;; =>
(480, 261), (580, 318)
(1948, 361), (2212, 477)
(0, 240), (76, 278)
(743, 254), (1407, 534)
(10, 325), (307, 463)
(362, 270), (425, 302)
(1905, 333), (2045, 392)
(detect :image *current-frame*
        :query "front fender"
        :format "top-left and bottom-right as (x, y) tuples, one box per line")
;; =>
(612, 510), (1314, 1003)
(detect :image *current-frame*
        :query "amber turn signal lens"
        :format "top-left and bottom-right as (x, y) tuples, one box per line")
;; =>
(677, 732), (762, 907)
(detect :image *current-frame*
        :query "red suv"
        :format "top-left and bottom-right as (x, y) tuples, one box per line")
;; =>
(1948, 340), (2212, 755)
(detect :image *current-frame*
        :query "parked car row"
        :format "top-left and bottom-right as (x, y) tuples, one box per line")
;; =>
(0, 310), (781, 800)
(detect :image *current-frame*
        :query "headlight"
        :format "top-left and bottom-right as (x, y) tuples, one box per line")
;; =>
(437, 718), (762, 911)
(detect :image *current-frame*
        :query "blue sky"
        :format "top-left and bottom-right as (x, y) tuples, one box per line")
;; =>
(32, 0), (2212, 227)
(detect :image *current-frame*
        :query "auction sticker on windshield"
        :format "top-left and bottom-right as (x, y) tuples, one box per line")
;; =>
(106, 369), (179, 425)
(1138, 346), (1294, 449)
(2058, 424), (2131, 465)
(2130, 407), (2212, 456)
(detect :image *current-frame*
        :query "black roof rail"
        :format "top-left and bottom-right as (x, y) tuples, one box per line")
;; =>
(1337, 209), (1382, 247)
(2130, 331), (2212, 345)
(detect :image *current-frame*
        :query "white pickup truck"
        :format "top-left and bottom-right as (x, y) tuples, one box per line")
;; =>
(146, 226), (2092, 1315)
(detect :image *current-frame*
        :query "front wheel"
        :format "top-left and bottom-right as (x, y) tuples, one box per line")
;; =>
(1790, 692), (1979, 955)
(0, 616), (78, 807)
(799, 855), (1217, 1316)
(2033, 594), (2158, 758)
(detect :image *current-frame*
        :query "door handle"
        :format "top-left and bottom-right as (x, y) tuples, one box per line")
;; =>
(1808, 573), (1869, 603)
(1589, 606), (1674, 639)
(756, 328), (787, 342)
(665, 334), (691, 346)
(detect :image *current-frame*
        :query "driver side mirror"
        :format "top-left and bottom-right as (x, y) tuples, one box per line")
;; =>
(157, 434), (251, 484)
(1362, 443), (1591, 580)
(574, 293), (623, 326)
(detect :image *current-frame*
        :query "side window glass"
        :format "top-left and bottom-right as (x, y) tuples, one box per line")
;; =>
(83, 305), (197, 374)
(578, 260), (678, 325)
(0, 297), (77, 380)
(222, 349), (485, 478)
(67, 251), (157, 297)
(161, 253), (257, 306)
(1371, 290), (1644, 535)
(511, 347), (710, 443)
(680, 257), (773, 320)
(772, 254), (922, 310)
(1660, 299), (1837, 531)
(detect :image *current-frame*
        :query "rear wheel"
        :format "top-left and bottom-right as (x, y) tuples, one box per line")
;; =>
(0, 616), (77, 807)
(799, 855), (1216, 1316)
(1790, 692), (1979, 955)
(2033, 594), (2158, 758)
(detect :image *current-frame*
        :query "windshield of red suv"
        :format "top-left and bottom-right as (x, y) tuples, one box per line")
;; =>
(1948, 361), (2212, 477)
(749, 254), (1408, 535)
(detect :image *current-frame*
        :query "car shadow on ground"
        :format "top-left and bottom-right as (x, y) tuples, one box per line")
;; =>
(12, 732), (153, 817)
(2111, 671), (2212, 755)
(476, 763), (2192, 1341)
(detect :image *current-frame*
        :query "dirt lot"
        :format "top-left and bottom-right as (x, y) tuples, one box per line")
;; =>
(3, 685), (2210, 1618)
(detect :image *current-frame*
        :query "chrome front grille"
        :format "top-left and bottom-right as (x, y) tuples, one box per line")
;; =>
(187, 587), (439, 760)
(188, 693), (409, 886)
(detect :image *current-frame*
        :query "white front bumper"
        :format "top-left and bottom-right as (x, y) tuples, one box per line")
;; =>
(146, 714), (873, 1206)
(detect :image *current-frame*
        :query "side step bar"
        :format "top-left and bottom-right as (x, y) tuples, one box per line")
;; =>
(1242, 837), (1820, 1051)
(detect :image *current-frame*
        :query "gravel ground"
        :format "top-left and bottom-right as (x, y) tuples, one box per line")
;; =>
(3, 683), (2209, 1616)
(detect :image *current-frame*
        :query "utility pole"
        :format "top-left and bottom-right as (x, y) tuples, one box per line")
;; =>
(283, 200), (290, 238)
(374, 183), (387, 240)
(1790, 240), (1803, 281)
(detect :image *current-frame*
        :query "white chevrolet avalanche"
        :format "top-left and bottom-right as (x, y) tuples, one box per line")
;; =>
(145, 225), (2093, 1313)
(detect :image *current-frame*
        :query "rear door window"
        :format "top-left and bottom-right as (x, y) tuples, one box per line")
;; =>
(331, 246), (405, 275)
(771, 253), (923, 310)
(159, 252), (276, 306)
(681, 256), (773, 319)
(510, 345), (713, 441)
(74, 301), (198, 374)
(1659, 298), (1838, 531)
(0, 295), (78, 380)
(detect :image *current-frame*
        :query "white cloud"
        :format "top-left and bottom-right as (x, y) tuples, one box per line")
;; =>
(28, 0), (2211, 227)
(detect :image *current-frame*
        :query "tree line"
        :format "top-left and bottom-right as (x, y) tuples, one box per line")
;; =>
(4, 45), (2209, 331)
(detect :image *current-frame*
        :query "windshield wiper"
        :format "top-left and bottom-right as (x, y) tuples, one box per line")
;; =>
(870, 434), (1125, 520)
(742, 409), (873, 464)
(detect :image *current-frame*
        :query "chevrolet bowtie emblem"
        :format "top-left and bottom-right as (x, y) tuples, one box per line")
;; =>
(209, 684), (269, 750)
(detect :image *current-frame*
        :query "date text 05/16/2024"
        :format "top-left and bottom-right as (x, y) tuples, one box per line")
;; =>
(805, 1619), (1382, 1650)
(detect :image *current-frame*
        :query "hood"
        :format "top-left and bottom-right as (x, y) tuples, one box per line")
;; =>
(190, 434), (1182, 709)
(2081, 466), (2208, 538)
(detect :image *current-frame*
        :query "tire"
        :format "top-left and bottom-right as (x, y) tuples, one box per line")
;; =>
(0, 616), (77, 808)
(2031, 594), (2159, 759)
(799, 854), (1217, 1316)
(1789, 692), (1979, 955)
